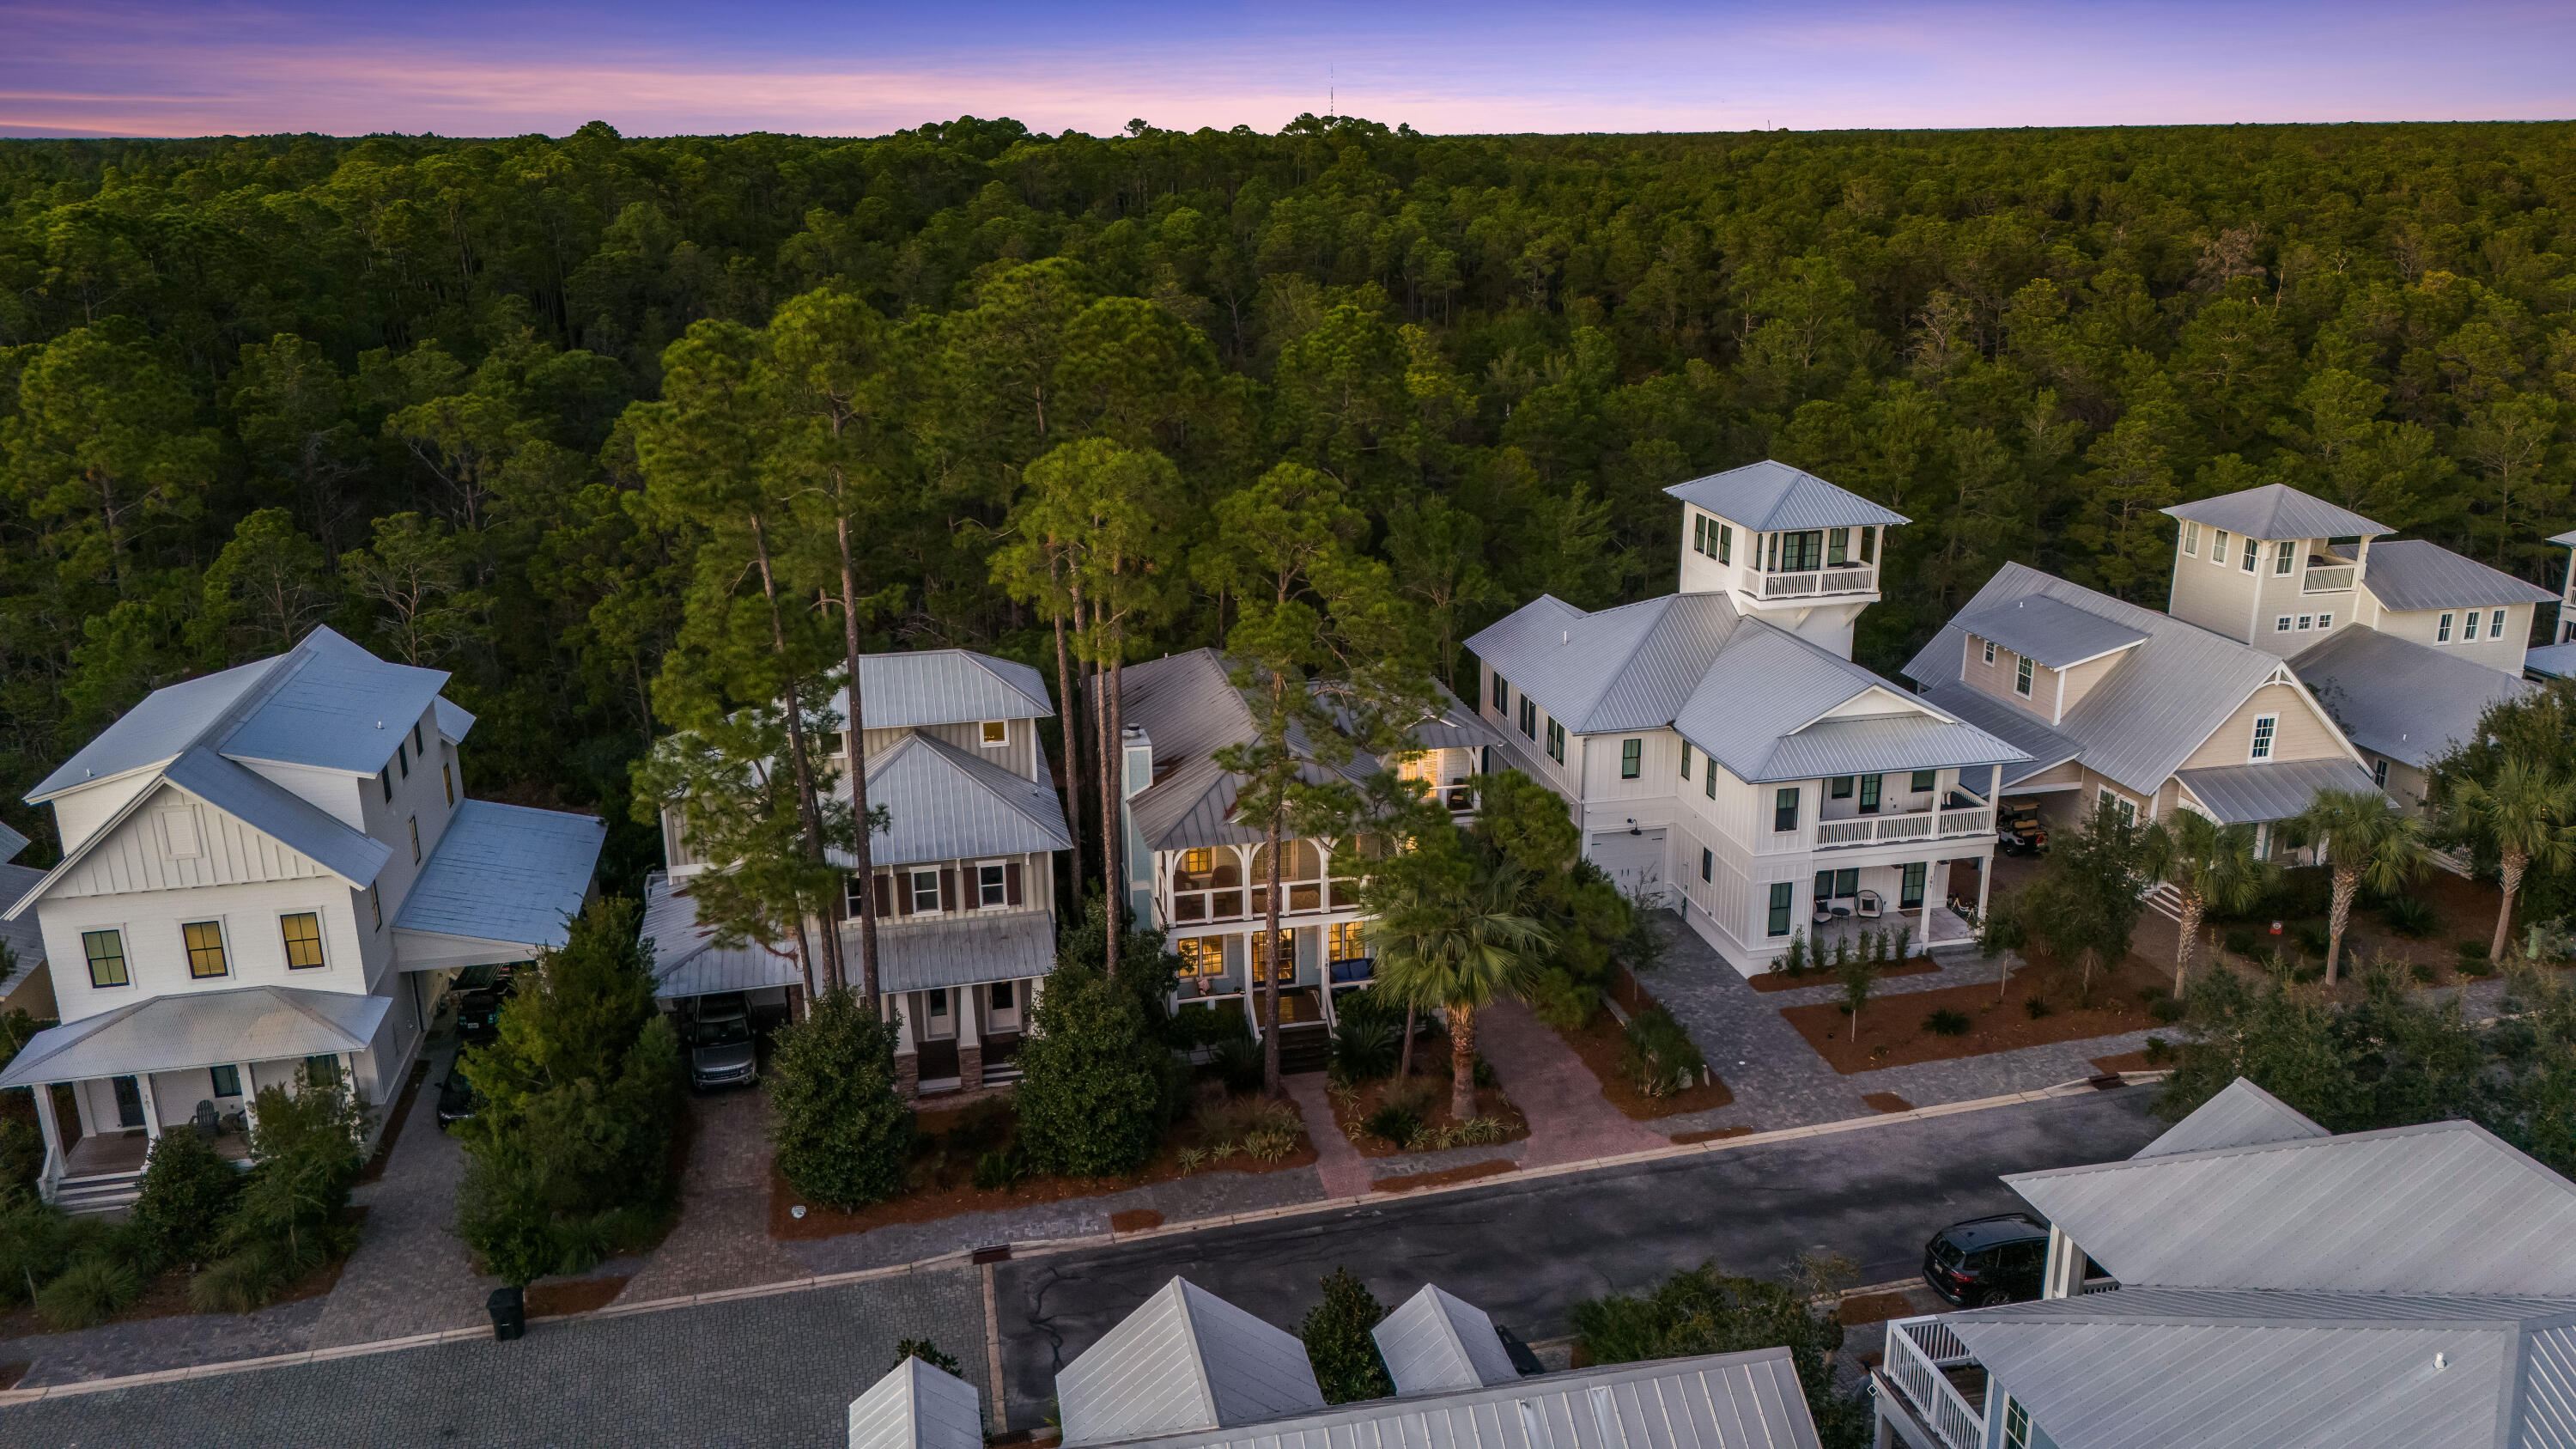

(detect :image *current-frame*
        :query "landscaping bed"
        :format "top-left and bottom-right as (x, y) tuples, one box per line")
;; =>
(1669, 1125), (1754, 1145)
(0, 1225), (355, 1342)
(1371, 1159), (1516, 1193)
(1780, 948), (2167, 1074)
(1326, 1073), (1527, 1158)
(526, 1275), (629, 1318)
(1546, 971), (1731, 1119)
(769, 1093), (1316, 1241)
(1747, 956), (1940, 993)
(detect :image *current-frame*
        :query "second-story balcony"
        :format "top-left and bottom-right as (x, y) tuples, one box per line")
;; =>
(1815, 795), (1995, 849)
(2301, 562), (2356, 594)
(1163, 839), (1370, 926)
(1758, 565), (1878, 600)
(1880, 1316), (1988, 1449)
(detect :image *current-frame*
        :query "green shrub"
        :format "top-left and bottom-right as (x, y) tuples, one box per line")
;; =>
(893, 1338), (963, 1376)
(2222, 928), (2260, 959)
(1014, 959), (1182, 1179)
(769, 989), (914, 1210)
(1921, 1008), (1971, 1037)
(2024, 995), (2052, 1019)
(1362, 1102), (1422, 1146)
(2150, 996), (2189, 1026)
(2142, 1035), (2172, 1065)
(1209, 1038), (1266, 1094)
(1300, 1269), (1394, 1403)
(134, 1129), (243, 1268)
(0, 1194), (82, 1306)
(1570, 1260), (1866, 1445)
(2411, 961), (2439, 984)
(37, 1255), (143, 1330)
(971, 1146), (1029, 1192)
(2380, 896), (2439, 938)
(1327, 1003), (1399, 1083)
(1619, 1007), (1706, 1098)
(1773, 932), (1810, 977)
(1166, 1001), (1250, 1049)
(1523, 967), (1600, 1030)
(2293, 923), (2330, 958)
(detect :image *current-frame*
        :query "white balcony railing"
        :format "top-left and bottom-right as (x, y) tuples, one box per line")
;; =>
(1759, 567), (1877, 600)
(1885, 1317), (1987, 1449)
(2302, 565), (2355, 594)
(1814, 806), (1995, 849)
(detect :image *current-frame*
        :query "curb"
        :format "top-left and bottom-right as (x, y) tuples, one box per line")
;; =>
(0, 1074), (2158, 1407)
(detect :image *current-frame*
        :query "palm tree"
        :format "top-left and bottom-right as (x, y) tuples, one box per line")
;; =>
(2284, 788), (2429, 985)
(2138, 810), (2272, 992)
(2448, 758), (2576, 963)
(1370, 860), (1552, 1123)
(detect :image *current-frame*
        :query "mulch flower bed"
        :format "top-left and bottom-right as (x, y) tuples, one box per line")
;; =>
(1746, 957), (1941, 994)
(1326, 1069), (1528, 1159)
(1669, 1125), (1755, 1145)
(526, 1275), (629, 1318)
(2089, 1049), (2158, 1075)
(1109, 1209), (1164, 1233)
(1780, 948), (2168, 1074)
(770, 1094), (1316, 1242)
(1370, 1159), (1516, 1193)
(1545, 971), (1732, 1118)
(1862, 1093), (1913, 1112)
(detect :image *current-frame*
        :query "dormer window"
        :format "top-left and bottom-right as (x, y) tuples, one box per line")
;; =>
(980, 720), (1008, 746)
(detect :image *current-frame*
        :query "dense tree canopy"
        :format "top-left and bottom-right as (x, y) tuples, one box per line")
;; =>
(5, 118), (2574, 892)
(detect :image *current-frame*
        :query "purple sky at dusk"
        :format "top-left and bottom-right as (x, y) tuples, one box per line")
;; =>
(4, 0), (2573, 139)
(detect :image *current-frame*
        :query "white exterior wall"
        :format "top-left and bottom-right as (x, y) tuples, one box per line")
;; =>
(41, 875), (379, 1026)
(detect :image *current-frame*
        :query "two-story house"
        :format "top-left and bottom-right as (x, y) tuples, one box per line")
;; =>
(0, 626), (606, 1210)
(648, 648), (1070, 1097)
(1875, 1077), (2576, 1449)
(1115, 648), (1498, 1051)
(1468, 463), (2030, 977)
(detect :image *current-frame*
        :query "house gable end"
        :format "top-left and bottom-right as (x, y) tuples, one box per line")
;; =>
(45, 780), (339, 904)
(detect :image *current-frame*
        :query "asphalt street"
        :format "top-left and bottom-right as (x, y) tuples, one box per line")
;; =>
(0, 1087), (2158, 1448)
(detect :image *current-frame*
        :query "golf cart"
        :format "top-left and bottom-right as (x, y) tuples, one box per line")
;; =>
(1997, 801), (2049, 856)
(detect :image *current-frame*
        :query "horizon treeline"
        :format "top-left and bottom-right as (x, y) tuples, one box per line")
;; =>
(3, 115), (2573, 886)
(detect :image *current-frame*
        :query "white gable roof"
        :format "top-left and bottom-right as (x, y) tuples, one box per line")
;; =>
(829, 649), (1054, 732)
(1057, 1277), (1326, 1446)
(847, 1355), (985, 1449)
(2132, 1078), (2329, 1160)
(849, 731), (1071, 868)
(1664, 460), (1909, 531)
(1373, 1285), (1520, 1396)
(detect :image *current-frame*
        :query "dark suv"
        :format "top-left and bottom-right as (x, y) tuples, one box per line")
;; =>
(1923, 1213), (2051, 1306)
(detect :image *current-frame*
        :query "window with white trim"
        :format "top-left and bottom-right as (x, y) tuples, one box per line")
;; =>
(2015, 656), (2033, 697)
(1693, 515), (1709, 554)
(1983, 639), (1996, 666)
(909, 870), (941, 913)
(2212, 529), (2231, 565)
(2274, 540), (2296, 575)
(1492, 671), (1509, 710)
(2241, 535), (2258, 572)
(2276, 617), (2293, 632)
(2249, 714), (2277, 760)
(2488, 609), (2508, 640)
(1716, 525), (1732, 563)
(1546, 719), (1565, 764)
(976, 862), (1007, 906)
(2437, 612), (2455, 642)
(2183, 521), (2201, 556)
(2373, 758), (2389, 788)
(2297, 615), (2313, 630)
(1619, 739), (1641, 779)
(1680, 740), (1693, 778)
(2318, 612), (2333, 630)
(980, 720), (1008, 746)
(1700, 848), (1713, 882)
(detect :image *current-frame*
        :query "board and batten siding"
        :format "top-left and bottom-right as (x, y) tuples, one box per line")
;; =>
(51, 784), (337, 898)
(40, 874), (376, 1026)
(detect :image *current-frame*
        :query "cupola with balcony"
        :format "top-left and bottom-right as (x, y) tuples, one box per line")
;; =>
(2160, 484), (2388, 658)
(1667, 460), (1908, 661)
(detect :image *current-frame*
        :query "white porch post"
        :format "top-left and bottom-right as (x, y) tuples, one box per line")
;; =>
(136, 1072), (161, 1142)
(236, 1063), (261, 1139)
(1977, 853), (1993, 923)
(1920, 860), (1935, 945)
(32, 1081), (64, 1190)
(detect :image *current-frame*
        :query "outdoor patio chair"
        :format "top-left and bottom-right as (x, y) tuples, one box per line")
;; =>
(1856, 890), (1883, 919)
(1813, 904), (1835, 926)
(192, 1099), (221, 1141)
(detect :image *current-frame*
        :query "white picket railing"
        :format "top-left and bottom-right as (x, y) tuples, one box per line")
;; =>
(1939, 807), (1990, 836)
(1885, 1317), (1987, 1449)
(1822, 566), (1877, 592)
(1814, 807), (1994, 849)
(1764, 572), (1822, 598)
(2302, 564), (2355, 594)
(1759, 567), (1878, 599)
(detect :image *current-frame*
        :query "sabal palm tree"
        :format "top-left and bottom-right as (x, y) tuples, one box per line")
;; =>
(2449, 759), (2576, 963)
(1370, 860), (1552, 1123)
(2138, 810), (2272, 992)
(2287, 787), (2428, 984)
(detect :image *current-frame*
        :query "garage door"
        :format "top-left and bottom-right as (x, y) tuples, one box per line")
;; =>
(1589, 828), (1667, 906)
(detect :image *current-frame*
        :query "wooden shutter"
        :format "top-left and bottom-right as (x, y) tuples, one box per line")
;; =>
(896, 874), (914, 916)
(939, 868), (957, 911)
(961, 867), (981, 911)
(873, 874), (893, 918)
(1005, 862), (1024, 905)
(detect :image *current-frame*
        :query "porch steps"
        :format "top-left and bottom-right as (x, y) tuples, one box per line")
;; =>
(977, 1061), (1025, 1087)
(54, 1167), (145, 1215)
(2143, 882), (2186, 926)
(1275, 1026), (1332, 1076)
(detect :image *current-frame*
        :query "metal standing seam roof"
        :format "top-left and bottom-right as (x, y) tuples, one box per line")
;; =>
(0, 865), (45, 989)
(218, 628), (452, 774)
(849, 731), (1072, 868)
(1911, 683), (2084, 788)
(0, 819), (26, 865)
(0, 984), (391, 1088)
(2176, 758), (2384, 825)
(860, 909), (1057, 995)
(1905, 563), (2332, 799)
(1945, 1289), (2576, 1449)
(2162, 483), (2389, 541)
(27, 651), (290, 800)
(1465, 593), (1743, 735)
(848, 1356), (987, 1449)
(829, 649), (1055, 732)
(1738, 712), (2029, 784)
(2555, 528), (2576, 548)
(392, 800), (605, 952)
(1057, 1277), (1327, 1446)
(2133, 1077), (2329, 1160)
(2004, 1119), (2576, 1296)
(1662, 460), (1910, 532)
(638, 871), (805, 1000)
(2530, 642), (2576, 681)
(2292, 625), (2531, 768)
(127, 747), (392, 890)
(2333, 538), (2559, 613)
(1954, 594), (2148, 669)
(1073, 1349), (1825, 1449)
(1373, 1285), (1522, 1397)
(1669, 621), (2026, 784)
(434, 697), (477, 745)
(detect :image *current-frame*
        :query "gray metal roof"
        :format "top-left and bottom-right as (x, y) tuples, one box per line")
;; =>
(847, 1355), (986, 1449)
(2134, 1078), (2328, 1160)
(1665, 621), (2023, 785)
(0, 819), (26, 865)
(2336, 539), (2559, 612)
(1748, 712), (2029, 784)
(867, 910), (1057, 995)
(1077, 1349), (1823, 1449)
(1955, 594), (2148, 669)
(2530, 642), (2576, 681)
(2555, 528), (2576, 548)
(1373, 1285), (1521, 1397)
(0, 864), (45, 990)
(829, 650), (1054, 732)
(2163, 482), (2388, 540)
(1906, 563), (2328, 799)
(219, 627), (450, 775)
(164, 748), (392, 885)
(1912, 684), (2083, 788)
(1467, 594), (1743, 735)
(1662, 460), (1908, 531)
(851, 731), (1072, 868)
(639, 871), (806, 1000)
(2293, 625), (2530, 768)
(2176, 758), (2383, 825)
(1058, 1277), (1327, 1446)
(392, 801), (605, 953)
(435, 696), (477, 745)
(2006, 1119), (2576, 1295)
(1947, 1288), (2576, 1449)
(27, 651), (290, 800)
(0, 984), (390, 1088)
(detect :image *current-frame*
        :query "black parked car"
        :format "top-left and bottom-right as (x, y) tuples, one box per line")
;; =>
(1923, 1213), (2053, 1306)
(436, 1061), (484, 1129)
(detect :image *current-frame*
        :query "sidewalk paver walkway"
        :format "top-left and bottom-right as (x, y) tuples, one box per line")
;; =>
(1282, 1071), (1374, 1195)
(1473, 999), (1668, 1167)
(308, 1042), (498, 1347)
(617, 1088), (800, 1303)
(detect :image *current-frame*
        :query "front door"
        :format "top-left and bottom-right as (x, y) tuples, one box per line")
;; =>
(986, 981), (1020, 1033)
(112, 1075), (144, 1129)
(1901, 861), (1929, 910)
(921, 988), (956, 1040)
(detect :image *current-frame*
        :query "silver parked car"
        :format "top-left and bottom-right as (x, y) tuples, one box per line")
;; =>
(688, 995), (758, 1091)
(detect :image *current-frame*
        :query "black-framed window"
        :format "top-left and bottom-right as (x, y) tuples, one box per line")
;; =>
(1700, 848), (1713, 882)
(1773, 788), (1801, 832)
(1766, 883), (1794, 937)
(1779, 530), (1824, 572)
(1519, 697), (1536, 739)
(2015, 656), (2034, 697)
(1858, 526), (1874, 563)
(1901, 861), (1929, 910)
(409, 816), (421, 862)
(1858, 775), (1882, 813)
(82, 928), (128, 988)
(183, 921), (229, 978)
(398, 741), (409, 777)
(1680, 741), (1693, 778)
(369, 884), (383, 929)
(1716, 525), (1732, 564)
(303, 1055), (342, 1089)
(1546, 720), (1565, 764)
(2373, 758), (2389, 788)
(1693, 515), (1708, 554)
(1492, 672), (1509, 710)
(1911, 770), (1937, 793)
(1814, 868), (1858, 901)
(1830, 776), (1853, 800)
(1826, 527), (1850, 565)
(281, 911), (325, 969)
(1619, 740), (1641, 778)
(380, 767), (392, 802)
(413, 721), (424, 754)
(443, 763), (454, 806)
(210, 1064), (242, 1098)
(1704, 758), (1718, 798)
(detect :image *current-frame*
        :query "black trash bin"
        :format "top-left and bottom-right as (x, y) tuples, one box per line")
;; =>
(488, 1285), (526, 1342)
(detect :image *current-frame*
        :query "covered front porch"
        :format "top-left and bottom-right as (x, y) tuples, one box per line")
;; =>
(862, 908), (1057, 1099)
(1804, 856), (1985, 953)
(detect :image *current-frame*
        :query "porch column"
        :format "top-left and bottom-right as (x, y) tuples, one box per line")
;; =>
(136, 1071), (161, 1142)
(1976, 853), (1993, 922)
(886, 994), (919, 1100)
(1920, 860), (1935, 947)
(957, 986), (984, 1092)
(32, 1081), (64, 1190)
(235, 1062), (260, 1139)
